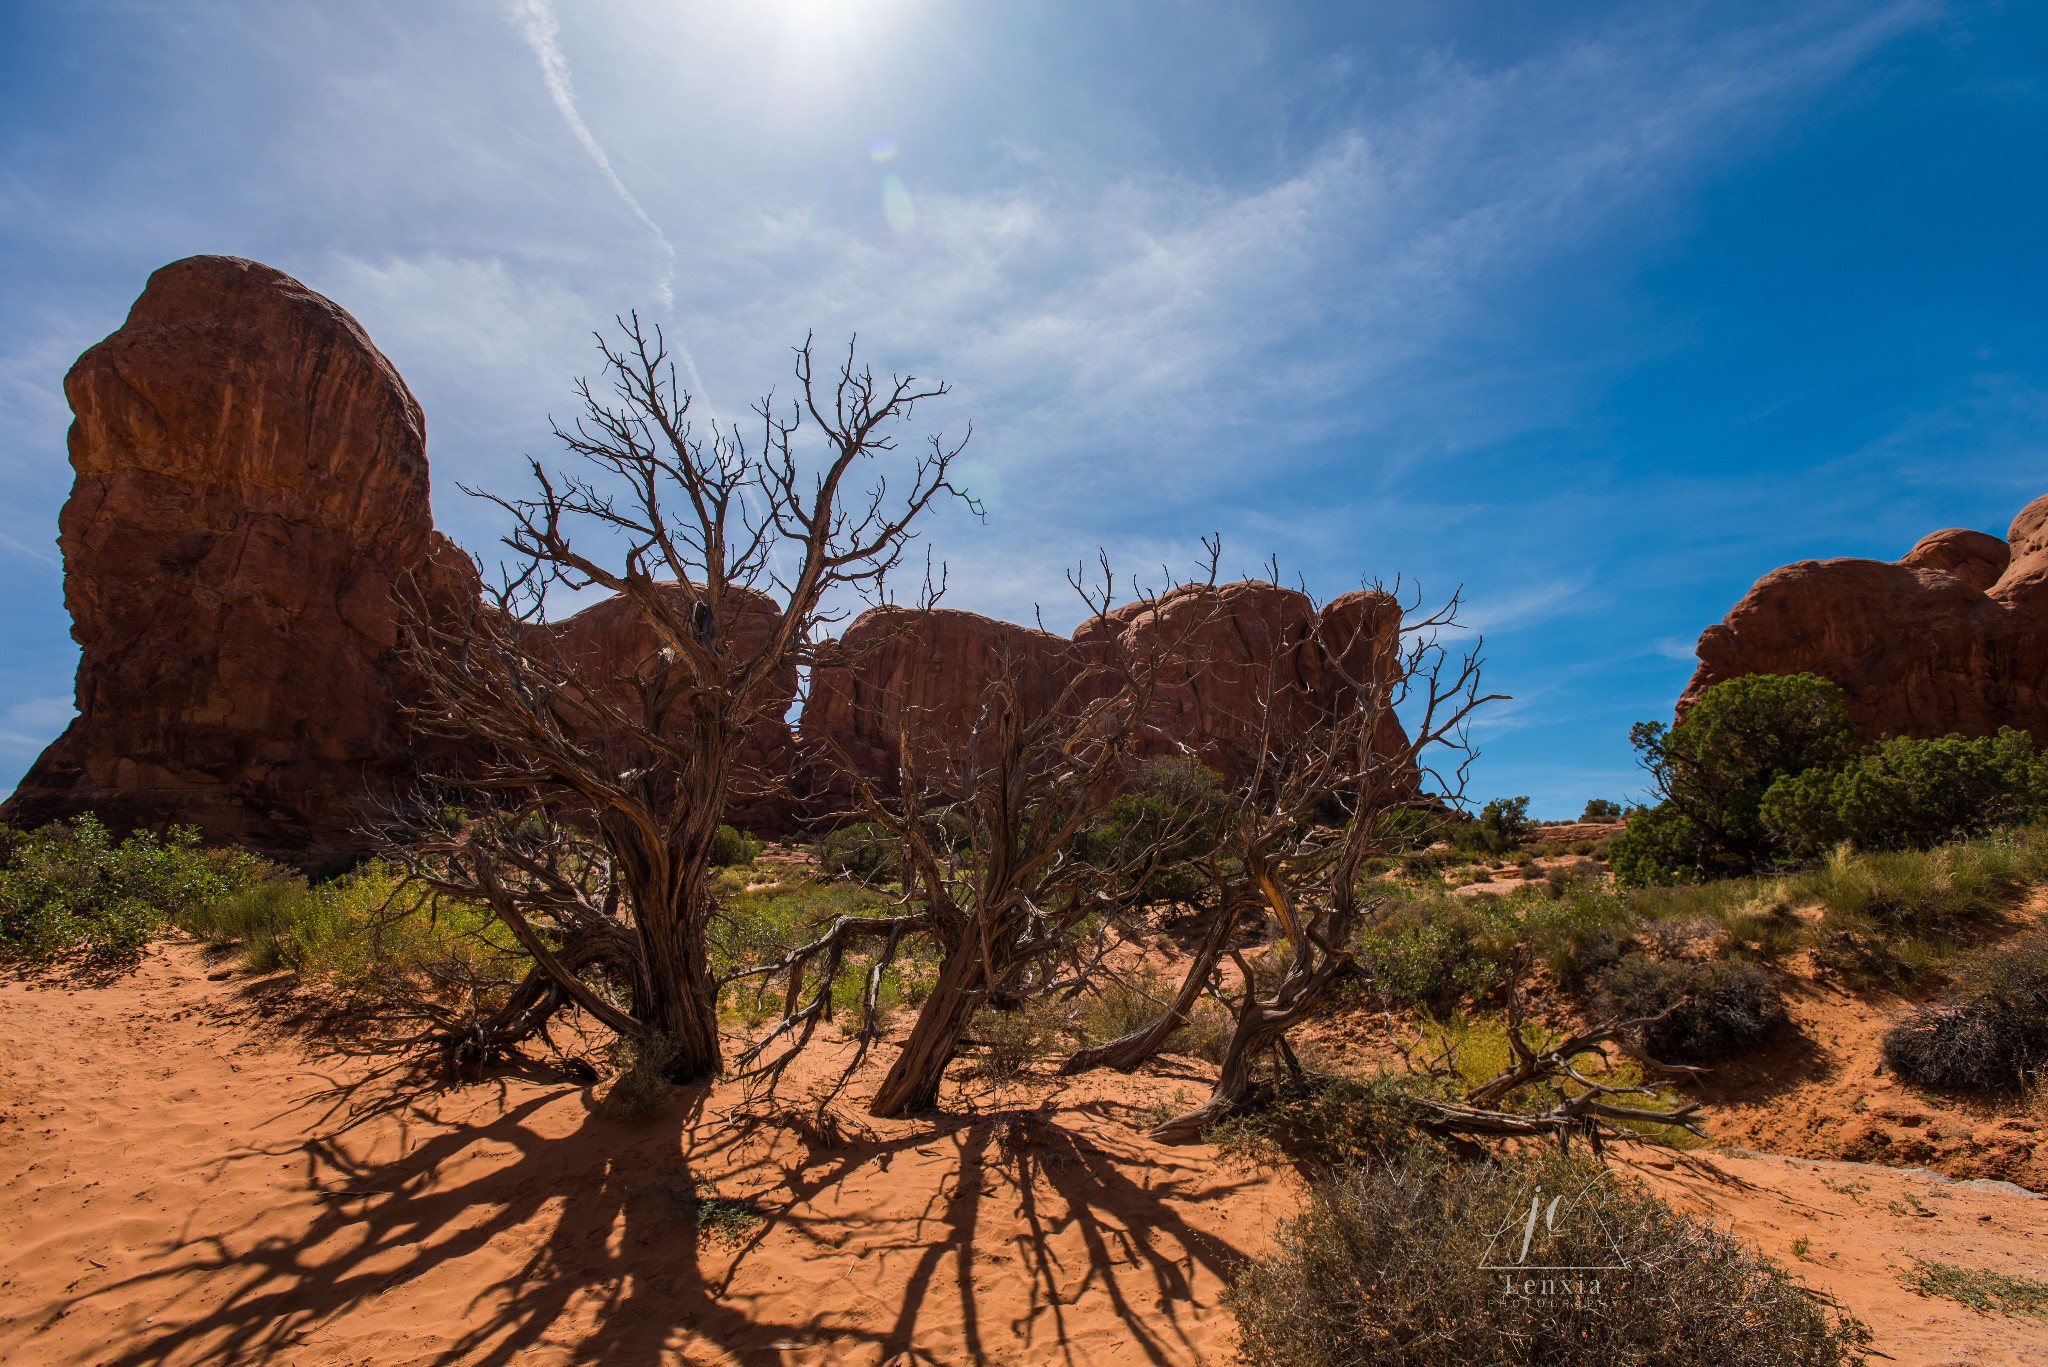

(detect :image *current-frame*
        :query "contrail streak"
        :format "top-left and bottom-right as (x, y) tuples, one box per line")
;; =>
(505, 0), (679, 313)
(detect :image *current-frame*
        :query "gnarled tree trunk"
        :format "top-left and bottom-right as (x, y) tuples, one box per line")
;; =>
(1059, 898), (1246, 1077)
(868, 936), (987, 1118)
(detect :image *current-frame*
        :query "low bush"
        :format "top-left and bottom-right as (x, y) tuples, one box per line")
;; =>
(967, 998), (1069, 1081)
(812, 822), (898, 882)
(1580, 797), (1623, 822)
(1353, 911), (1510, 1016)
(1208, 1072), (1438, 1170)
(1881, 933), (2048, 1091)
(602, 1031), (681, 1121)
(1593, 953), (1787, 1064)
(1449, 796), (1531, 857)
(1229, 1148), (1867, 1367)
(709, 824), (763, 868)
(0, 816), (266, 969)
(1074, 969), (1168, 1042)
(1168, 1002), (1232, 1063)
(1398, 849), (1445, 878)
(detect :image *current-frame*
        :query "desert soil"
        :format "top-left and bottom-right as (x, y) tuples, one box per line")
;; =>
(2, 942), (2044, 1366)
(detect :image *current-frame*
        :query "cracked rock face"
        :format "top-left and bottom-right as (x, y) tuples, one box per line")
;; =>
(1680, 494), (2048, 744)
(2, 255), (476, 870)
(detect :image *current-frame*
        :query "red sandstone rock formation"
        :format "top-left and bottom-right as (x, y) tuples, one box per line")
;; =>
(540, 583), (799, 832)
(801, 582), (1412, 809)
(3, 256), (1417, 861)
(1679, 494), (2048, 743)
(798, 605), (1075, 804)
(0, 256), (478, 870)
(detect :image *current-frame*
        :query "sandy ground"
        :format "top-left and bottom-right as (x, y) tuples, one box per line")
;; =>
(0, 942), (1291, 1366)
(1628, 1150), (2047, 1366)
(1687, 954), (2048, 1191)
(2, 941), (2044, 1366)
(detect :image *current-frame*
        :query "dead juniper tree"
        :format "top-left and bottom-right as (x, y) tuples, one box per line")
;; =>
(389, 320), (972, 1082)
(1399, 954), (1708, 1154)
(730, 555), (1222, 1118)
(1146, 584), (1504, 1143)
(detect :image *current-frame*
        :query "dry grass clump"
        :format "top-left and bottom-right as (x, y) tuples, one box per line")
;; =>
(1796, 832), (2048, 985)
(1881, 932), (2048, 1092)
(1074, 967), (1231, 1063)
(601, 1031), (682, 1121)
(1229, 1149), (1867, 1367)
(1900, 1257), (2048, 1321)
(1593, 954), (1788, 1065)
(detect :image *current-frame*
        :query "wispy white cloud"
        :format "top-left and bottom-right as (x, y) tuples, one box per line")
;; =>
(0, 0), (1958, 804)
(503, 0), (678, 312)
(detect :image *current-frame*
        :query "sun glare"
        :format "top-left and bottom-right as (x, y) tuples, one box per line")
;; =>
(766, 0), (904, 65)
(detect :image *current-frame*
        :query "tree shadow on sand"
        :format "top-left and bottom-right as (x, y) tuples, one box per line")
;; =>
(73, 1059), (1260, 1367)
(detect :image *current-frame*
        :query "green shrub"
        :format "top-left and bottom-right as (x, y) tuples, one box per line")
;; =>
(0, 817), (266, 969)
(1593, 953), (1787, 1064)
(1071, 757), (1225, 908)
(1229, 1148), (1866, 1367)
(1354, 912), (1510, 1016)
(1580, 798), (1623, 821)
(1450, 796), (1531, 857)
(1608, 801), (1711, 886)
(1619, 673), (1857, 881)
(710, 878), (894, 980)
(709, 824), (763, 868)
(1881, 933), (2048, 1091)
(1763, 729), (2048, 858)
(813, 822), (898, 882)
(1398, 849), (1445, 878)
(176, 861), (520, 999)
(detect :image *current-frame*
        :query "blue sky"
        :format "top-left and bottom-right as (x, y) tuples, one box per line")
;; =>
(2, 0), (2044, 816)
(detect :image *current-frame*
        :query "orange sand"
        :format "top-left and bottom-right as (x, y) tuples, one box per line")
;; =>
(3, 942), (2044, 1365)
(0, 943), (1289, 1365)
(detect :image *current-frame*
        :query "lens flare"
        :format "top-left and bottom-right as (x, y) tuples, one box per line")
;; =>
(881, 173), (918, 235)
(869, 136), (898, 163)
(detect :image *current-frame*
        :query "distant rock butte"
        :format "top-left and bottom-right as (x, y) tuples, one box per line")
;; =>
(1680, 494), (2048, 743)
(4, 257), (1413, 866)
(803, 583), (1411, 805)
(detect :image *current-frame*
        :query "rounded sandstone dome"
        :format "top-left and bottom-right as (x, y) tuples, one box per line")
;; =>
(1898, 527), (2010, 592)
